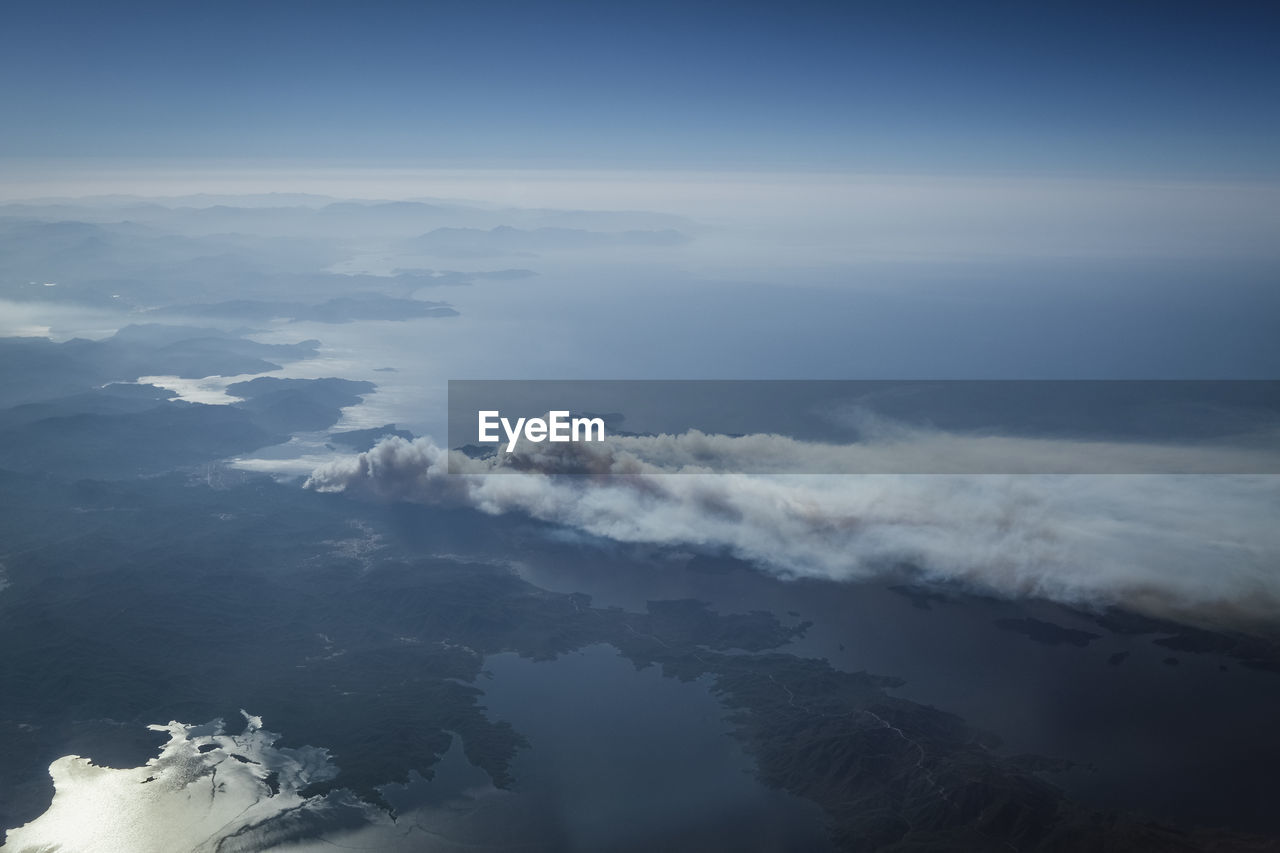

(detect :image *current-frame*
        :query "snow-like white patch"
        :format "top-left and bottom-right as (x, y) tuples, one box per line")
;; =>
(3, 712), (376, 853)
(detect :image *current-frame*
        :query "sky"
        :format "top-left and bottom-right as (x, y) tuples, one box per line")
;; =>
(3, 0), (1278, 175)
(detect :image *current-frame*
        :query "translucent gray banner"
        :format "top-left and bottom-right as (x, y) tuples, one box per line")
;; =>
(446, 380), (1280, 474)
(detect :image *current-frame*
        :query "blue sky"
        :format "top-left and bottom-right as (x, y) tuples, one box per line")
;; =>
(3, 0), (1277, 175)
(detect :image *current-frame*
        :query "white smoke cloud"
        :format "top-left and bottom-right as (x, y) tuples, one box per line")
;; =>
(305, 434), (1280, 631)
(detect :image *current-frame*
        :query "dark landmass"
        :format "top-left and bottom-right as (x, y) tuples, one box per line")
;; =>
(0, 197), (688, 238)
(464, 267), (538, 280)
(0, 383), (177, 431)
(455, 443), (497, 460)
(0, 325), (319, 406)
(147, 293), (458, 324)
(1109, 652), (1130, 666)
(888, 584), (954, 611)
(403, 225), (690, 257)
(1094, 608), (1280, 673)
(0, 218), (347, 308)
(0, 335), (373, 478)
(0, 204), (541, 313)
(225, 377), (376, 434)
(1, 469), (1277, 851)
(329, 424), (415, 451)
(0, 401), (282, 479)
(0, 300), (1277, 851)
(685, 554), (754, 575)
(994, 617), (1102, 647)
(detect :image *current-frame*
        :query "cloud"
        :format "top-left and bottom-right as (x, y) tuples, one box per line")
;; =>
(306, 435), (1280, 632)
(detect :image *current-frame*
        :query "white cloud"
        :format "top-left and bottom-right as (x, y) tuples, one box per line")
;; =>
(305, 435), (1280, 631)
